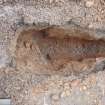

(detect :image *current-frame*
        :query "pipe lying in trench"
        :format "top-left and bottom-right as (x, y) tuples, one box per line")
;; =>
(15, 25), (105, 71)
(31, 29), (105, 62)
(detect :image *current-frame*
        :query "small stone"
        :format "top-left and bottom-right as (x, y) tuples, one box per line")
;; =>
(90, 75), (96, 85)
(85, 0), (94, 8)
(71, 80), (80, 87)
(24, 16), (35, 24)
(80, 85), (87, 91)
(51, 94), (59, 101)
(94, 99), (97, 103)
(60, 91), (66, 98)
(88, 23), (94, 29)
(83, 85), (87, 90)
(65, 90), (70, 96)
(64, 83), (70, 90)
(4, 69), (10, 74)
(60, 90), (70, 98)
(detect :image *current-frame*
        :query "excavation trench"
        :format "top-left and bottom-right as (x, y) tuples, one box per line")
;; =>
(11, 25), (105, 75)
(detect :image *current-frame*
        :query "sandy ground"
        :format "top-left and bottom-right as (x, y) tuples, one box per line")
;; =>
(0, 0), (105, 105)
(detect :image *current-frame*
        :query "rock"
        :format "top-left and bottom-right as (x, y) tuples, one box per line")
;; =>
(85, 0), (94, 8)
(60, 91), (67, 98)
(64, 83), (70, 90)
(51, 94), (59, 101)
(60, 90), (71, 98)
(80, 85), (87, 91)
(71, 80), (80, 87)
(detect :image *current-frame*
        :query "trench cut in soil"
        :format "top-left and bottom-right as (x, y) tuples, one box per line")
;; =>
(15, 26), (105, 75)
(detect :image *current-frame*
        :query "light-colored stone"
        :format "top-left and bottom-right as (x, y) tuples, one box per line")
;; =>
(85, 0), (94, 8)
(64, 83), (70, 90)
(60, 90), (71, 98)
(80, 85), (87, 91)
(65, 90), (71, 96)
(51, 94), (59, 101)
(71, 80), (80, 87)
(60, 91), (67, 98)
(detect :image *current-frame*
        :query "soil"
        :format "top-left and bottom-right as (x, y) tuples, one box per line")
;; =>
(0, 0), (105, 105)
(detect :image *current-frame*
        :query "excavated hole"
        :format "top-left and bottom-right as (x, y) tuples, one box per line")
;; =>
(13, 26), (105, 75)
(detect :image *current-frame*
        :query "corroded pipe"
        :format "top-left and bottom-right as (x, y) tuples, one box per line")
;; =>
(15, 26), (105, 71)
(32, 29), (105, 62)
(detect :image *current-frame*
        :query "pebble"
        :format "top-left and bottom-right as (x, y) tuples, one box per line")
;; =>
(82, 85), (87, 90)
(85, 0), (94, 8)
(90, 75), (96, 86)
(51, 94), (59, 101)
(65, 90), (71, 96)
(80, 85), (87, 91)
(88, 23), (94, 29)
(60, 91), (66, 98)
(94, 99), (97, 103)
(64, 83), (70, 90)
(60, 90), (71, 98)
(71, 80), (80, 87)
